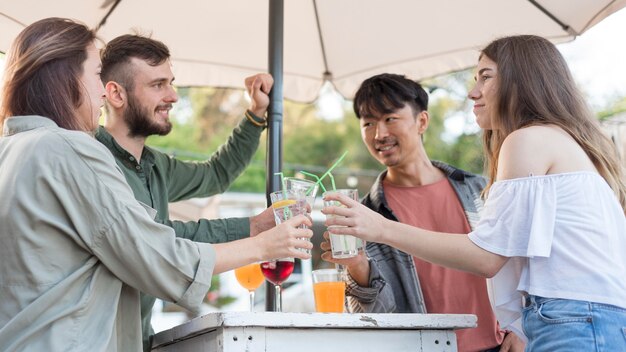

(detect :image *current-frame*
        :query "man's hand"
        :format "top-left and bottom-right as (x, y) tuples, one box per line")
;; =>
(249, 206), (275, 237)
(244, 73), (274, 117)
(320, 231), (370, 287)
(499, 331), (525, 352)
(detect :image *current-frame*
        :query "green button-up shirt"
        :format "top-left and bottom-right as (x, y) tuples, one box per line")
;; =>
(0, 116), (216, 351)
(95, 116), (263, 350)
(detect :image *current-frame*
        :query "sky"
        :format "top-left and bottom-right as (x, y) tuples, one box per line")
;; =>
(557, 8), (626, 109)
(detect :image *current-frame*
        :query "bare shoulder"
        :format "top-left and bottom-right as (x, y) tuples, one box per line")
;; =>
(507, 124), (562, 141)
(497, 126), (561, 180)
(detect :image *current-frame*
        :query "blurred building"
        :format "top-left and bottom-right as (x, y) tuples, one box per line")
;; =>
(602, 113), (626, 165)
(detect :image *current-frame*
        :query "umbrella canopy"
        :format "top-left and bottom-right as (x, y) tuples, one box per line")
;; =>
(1, 0), (625, 102)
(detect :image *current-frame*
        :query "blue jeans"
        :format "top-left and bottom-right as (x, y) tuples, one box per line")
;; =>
(522, 295), (626, 351)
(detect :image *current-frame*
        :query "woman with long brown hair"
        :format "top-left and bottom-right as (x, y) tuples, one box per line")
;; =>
(322, 35), (626, 351)
(0, 18), (311, 351)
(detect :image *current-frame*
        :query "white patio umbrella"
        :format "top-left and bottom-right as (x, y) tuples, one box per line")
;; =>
(1, 0), (625, 102)
(2, 0), (625, 311)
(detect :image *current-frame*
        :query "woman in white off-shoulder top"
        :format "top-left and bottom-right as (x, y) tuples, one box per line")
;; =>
(322, 35), (626, 351)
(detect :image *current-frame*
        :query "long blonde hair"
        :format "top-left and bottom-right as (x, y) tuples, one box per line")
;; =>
(481, 35), (626, 211)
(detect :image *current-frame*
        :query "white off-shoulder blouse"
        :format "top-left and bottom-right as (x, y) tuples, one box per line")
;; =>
(468, 172), (626, 334)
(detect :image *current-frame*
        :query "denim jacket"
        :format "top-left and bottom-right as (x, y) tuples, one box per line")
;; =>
(346, 161), (487, 313)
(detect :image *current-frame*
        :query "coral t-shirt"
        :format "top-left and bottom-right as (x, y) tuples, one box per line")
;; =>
(384, 178), (504, 352)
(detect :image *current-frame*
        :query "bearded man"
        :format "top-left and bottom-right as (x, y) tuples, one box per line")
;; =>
(97, 34), (275, 351)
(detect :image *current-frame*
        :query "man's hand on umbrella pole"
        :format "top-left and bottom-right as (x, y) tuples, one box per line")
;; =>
(245, 73), (274, 117)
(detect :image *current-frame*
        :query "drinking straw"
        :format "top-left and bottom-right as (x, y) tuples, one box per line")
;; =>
(274, 172), (287, 193)
(328, 172), (336, 190)
(336, 263), (346, 274)
(299, 171), (327, 193)
(315, 150), (348, 190)
(273, 172), (292, 217)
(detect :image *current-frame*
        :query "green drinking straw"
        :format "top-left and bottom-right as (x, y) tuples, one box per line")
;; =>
(328, 172), (336, 190)
(273, 172), (292, 217)
(274, 172), (287, 195)
(316, 150), (348, 188)
(299, 171), (327, 193)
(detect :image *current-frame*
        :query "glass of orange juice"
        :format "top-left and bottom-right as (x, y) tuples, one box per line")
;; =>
(312, 269), (346, 313)
(234, 263), (264, 311)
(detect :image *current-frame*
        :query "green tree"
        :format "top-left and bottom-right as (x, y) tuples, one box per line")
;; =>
(598, 96), (626, 120)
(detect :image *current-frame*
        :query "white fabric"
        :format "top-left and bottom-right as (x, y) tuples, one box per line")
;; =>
(1, 1), (626, 102)
(469, 172), (626, 335)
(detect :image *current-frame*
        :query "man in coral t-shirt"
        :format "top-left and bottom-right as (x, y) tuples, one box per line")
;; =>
(320, 73), (524, 351)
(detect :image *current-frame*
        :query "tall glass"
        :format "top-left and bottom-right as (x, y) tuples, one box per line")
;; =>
(260, 258), (295, 312)
(234, 263), (264, 311)
(284, 177), (319, 210)
(312, 269), (346, 313)
(323, 189), (364, 258)
(270, 189), (310, 254)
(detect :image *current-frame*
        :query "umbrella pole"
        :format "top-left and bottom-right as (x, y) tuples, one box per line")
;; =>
(265, 0), (284, 312)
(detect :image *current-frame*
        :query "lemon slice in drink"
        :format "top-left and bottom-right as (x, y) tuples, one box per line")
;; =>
(272, 199), (297, 209)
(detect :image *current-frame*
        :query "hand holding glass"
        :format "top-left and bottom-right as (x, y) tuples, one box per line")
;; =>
(323, 189), (365, 258)
(264, 190), (306, 312)
(270, 190), (310, 254)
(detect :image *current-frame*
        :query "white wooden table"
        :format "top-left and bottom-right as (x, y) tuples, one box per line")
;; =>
(151, 312), (476, 352)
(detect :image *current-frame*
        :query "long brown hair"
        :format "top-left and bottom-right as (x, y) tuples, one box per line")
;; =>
(481, 35), (625, 210)
(0, 18), (96, 131)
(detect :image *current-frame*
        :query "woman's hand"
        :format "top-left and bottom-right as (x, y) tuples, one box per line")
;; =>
(500, 331), (526, 352)
(255, 214), (313, 261)
(321, 192), (388, 243)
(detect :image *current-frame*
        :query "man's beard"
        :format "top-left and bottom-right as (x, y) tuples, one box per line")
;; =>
(124, 93), (173, 138)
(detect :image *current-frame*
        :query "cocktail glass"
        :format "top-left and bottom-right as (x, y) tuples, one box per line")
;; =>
(234, 263), (264, 311)
(260, 258), (295, 312)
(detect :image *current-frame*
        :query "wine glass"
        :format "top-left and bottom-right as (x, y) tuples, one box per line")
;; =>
(260, 258), (295, 312)
(234, 263), (265, 312)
